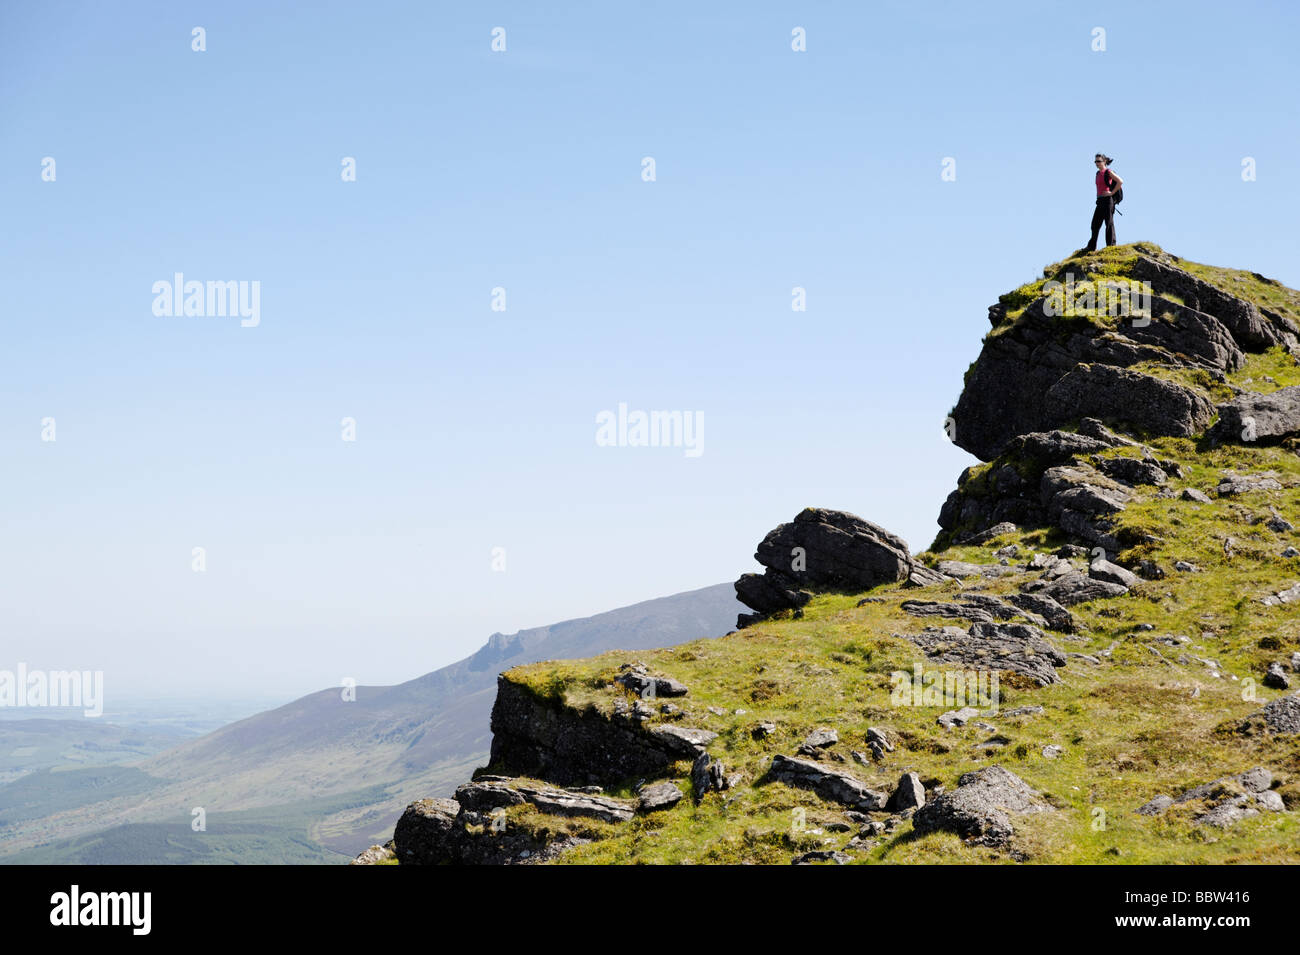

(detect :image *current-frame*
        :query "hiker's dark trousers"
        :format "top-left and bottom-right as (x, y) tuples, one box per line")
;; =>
(1087, 196), (1115, 250)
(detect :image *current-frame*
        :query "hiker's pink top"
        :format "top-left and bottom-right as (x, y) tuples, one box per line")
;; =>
(1096, 169), (1110, 196)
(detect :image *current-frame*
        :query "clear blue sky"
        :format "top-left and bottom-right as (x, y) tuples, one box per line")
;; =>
(3, 1), (1298, 701)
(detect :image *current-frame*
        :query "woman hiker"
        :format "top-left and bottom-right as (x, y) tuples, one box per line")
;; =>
(1083, 153), (1122, 252)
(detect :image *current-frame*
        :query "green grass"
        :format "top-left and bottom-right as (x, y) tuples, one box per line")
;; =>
(496, 434), (1300, 864)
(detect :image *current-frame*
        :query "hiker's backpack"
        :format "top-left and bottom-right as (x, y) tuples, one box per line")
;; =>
(1106, 169), (1124, 208)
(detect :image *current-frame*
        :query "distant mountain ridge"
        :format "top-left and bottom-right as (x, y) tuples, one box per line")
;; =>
(1, 583), (743, 863)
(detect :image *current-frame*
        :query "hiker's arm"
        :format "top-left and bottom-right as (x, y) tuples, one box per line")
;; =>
(1108, 173), (1123, 193)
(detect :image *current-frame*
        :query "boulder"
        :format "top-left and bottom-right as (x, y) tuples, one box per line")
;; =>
(1004, 592), (1076, 633)
(1237, 693), (1300, 735)
(637, 782), (684, 812)
(649, 725), (718, 756)
(798, 728), (838, 753)
(1208, 386), (1300, 444)
(1217, 473), (1283, 496)
(865, 726), (894, 759)
(937, 706), (980, 728)
(1089, 558), (1139, 588)
(735, 508), (918, 625)
(911, 766), (1049, 847)
(691, 752), (727, 801)
(768, 754), (889, 811)
(1037, 571), (1128, 606)
(888, 772), (926, 811)
(1093, 456), (1168, 487)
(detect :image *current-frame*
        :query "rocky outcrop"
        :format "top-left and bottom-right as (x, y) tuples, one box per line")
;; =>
(937, 429), (1163, 551)
(900, 622), (1068, 686)
(1236, 692), (1300, 736)
(637, 782), (684, 812)
(1209, 386), (1300, 445)
(486, 675), (702, 785)
(455, 778), (635, 823)
(734, 508), (931, 627)
(767, 754), (889, 811)
(950, 245), (1299, 461)
(912, 766), (1050, 847)
(392, 781), (629, 865)
(1137, 767), (1284, 829)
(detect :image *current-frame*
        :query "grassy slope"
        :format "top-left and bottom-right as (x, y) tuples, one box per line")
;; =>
(484, 248), (1300, 864)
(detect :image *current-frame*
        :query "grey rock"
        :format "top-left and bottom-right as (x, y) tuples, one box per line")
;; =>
(1136, 559), (1167, 579)
(900, 599), (996, 625)
(1003, 705), (1045, 717)
(735, 508), (917, 624)
(1136, 794), (1174, 816)
(936, 560), (1005, 579)
(792, 850), (851, 865)
(1262, 582), (1300, 606)
(904, 622), (1067, 686)
(1264, 662), (1291, 689)
(799, 728), (838, 753)
(350, 842), (397, 865)
(768, 754), (889, 811)
(1043, 364), (1216, 451)
(937, 706), (980, 728)
(691, 752), (727, 801)
(1174, 560), (1201, 573)
(1209, 386), (1300, 445)
(1089, 558), (1139, 588)
(751, 721), (776, 740)
(906, 563), (953, 587)
(865, 726), (894, 759)
(1042, 745), (1065, 759)
(456, 780), (636, 824)
(1181, 488), (1212, 503)
(1255, 790), (1286, 812)
(949, 248), (1297, 462)
(489, 676), (698, 786)
(616, 663), (689, 698)
(1216, 473), (1283, 496)
(888, 772), (926, 811)
(1037, 571), (1128, 606)
(1005, 592), (1077, 632)
(651, 725), (719, 757)
(1144, 766), (1283, 828)
(952, 521), (1019, 545)
(1094, 456), (1168, 487)
(911, 766), (1049, 847)
(637, 781), (684, 812)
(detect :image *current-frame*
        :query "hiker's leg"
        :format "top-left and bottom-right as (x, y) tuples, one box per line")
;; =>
(1104, 198), (1116, 246)
(1086, 201), (1104, 251)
